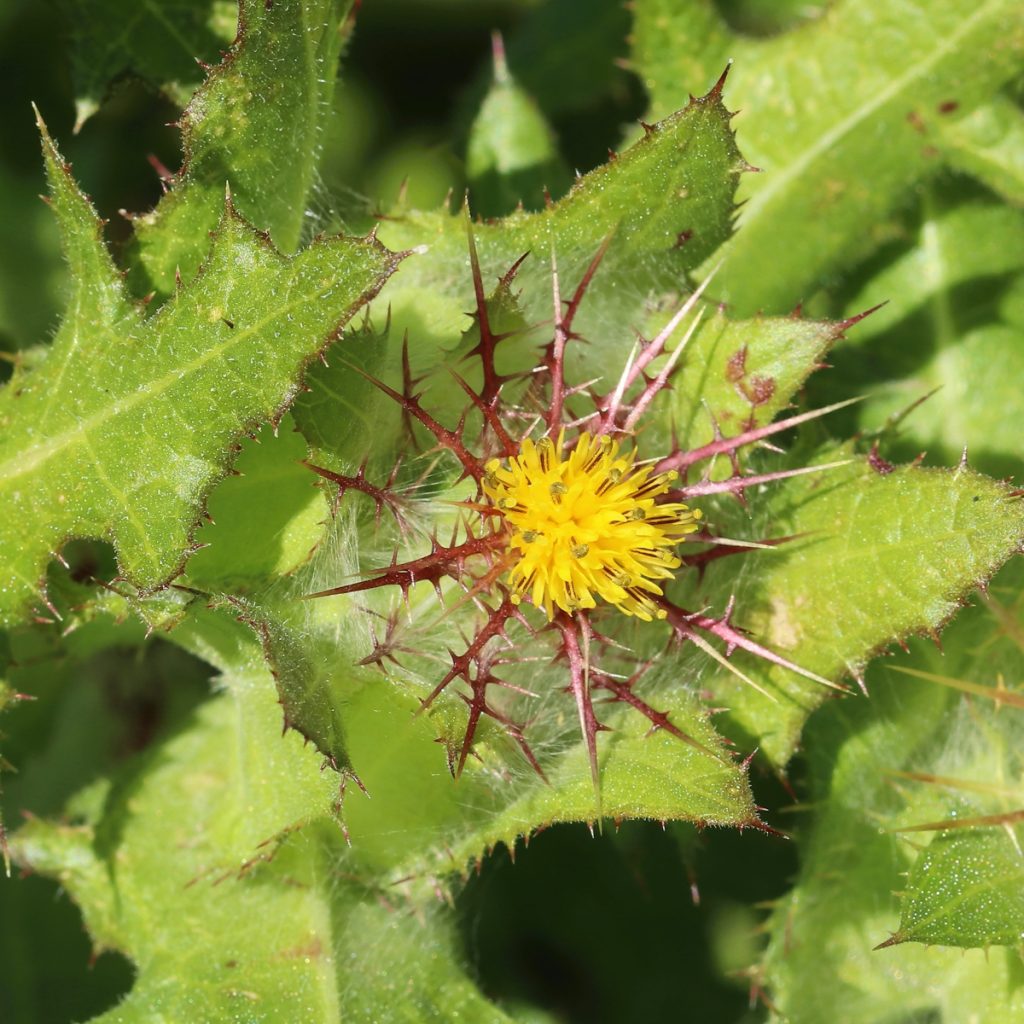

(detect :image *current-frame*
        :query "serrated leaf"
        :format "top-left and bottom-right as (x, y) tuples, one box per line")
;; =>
(183, 415), (329, 590)
(691, 452), (1024, 767)
(763, 567), (1024, 1018)
(657, 306), (844, 456)
(235, 273), (761, 854)
(376, 82), (744, 381)
(631, 0), (1024, 313)
(9, 638), (512, 1023)
(466, 38), (571, 217)
(231, 540), (757, 875)
(335, 673), (757, 878)
(897, 823), (1024, 947)
(0, 123), (400, 627)
(129, 0), (354, 298)
(57, 0), (238, 128)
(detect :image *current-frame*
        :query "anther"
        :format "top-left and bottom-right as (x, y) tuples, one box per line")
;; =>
(572, 544), (589, 559)
(538, 436), (554, 471)
(521, 530), (538, 543)
(549, 481), (568, 503)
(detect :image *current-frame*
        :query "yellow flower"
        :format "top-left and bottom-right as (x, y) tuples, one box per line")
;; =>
(483, 432), (702, 620)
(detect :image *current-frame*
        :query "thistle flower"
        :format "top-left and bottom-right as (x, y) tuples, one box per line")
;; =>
(306, 231), (853, 811)
(482, 432), (701, 620)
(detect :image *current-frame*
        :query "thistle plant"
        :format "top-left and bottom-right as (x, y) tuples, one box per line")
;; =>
(304, 230), (865, 809)
(2, 1), (1023, 1021)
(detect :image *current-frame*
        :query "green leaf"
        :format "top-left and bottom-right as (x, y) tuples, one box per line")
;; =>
(692, 452), (1024, 767)
(290, 316), (396, 473)
(129, 0), (355, 298)
(241, 553), (758, 866)
(466, 35), (571, 217)
(9, 636), (512, 1023)
(816, 181), (1024, 479)
(57, 0), (238, 129)
(236, 273), (761, 853)
(897, 823), (1024, 947)
(337, 673), (758, 878)
(376, 80), (745, 378)
(183, 415), (329, 590)
(937, 94), (1024, 205)
(763, 566), (1024, 1017)
(631, 0), (1024, 313)
(658, 306), (846, 457)
(0, 629), (210, 1018)
(0, 121), (400, 627)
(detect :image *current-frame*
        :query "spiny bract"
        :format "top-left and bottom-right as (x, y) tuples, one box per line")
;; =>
(306, 231), (847, 805)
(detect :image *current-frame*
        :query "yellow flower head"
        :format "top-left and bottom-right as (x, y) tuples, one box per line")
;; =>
(483, 432), (702, 620)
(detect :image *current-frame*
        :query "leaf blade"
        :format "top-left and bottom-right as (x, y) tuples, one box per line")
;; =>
(0, 126), (400, 626)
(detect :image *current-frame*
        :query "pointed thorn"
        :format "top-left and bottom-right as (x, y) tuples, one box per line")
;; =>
(708, 60), (733, 99)
(837, 301), (887, 334)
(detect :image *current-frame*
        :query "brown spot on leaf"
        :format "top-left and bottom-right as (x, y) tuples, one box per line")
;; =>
(726, 347), (775, 406)
(747, 375), (775, 406)
(937, 100), (959, 115)
(905, 110), (926, 134)
(674, 228), (694, 248)
(725, 346), (747, 383)
(278, 937), (324, 961)
(868, 443), (895, 475)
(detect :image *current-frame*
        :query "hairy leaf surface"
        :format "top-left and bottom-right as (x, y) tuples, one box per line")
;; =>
(130, 0), (354, 297)
(240, 554), (758, 857)
(689, 453), (1024, 766)
(898, 824), (1024, 947)
(0, 123), (399, 626)
(657, 307), (845, 456)
(376, 81), (745, 383)
(763, 569), (1024, 1018)
(631, 0), (1024, 313)
(10, 638), (511, 1023)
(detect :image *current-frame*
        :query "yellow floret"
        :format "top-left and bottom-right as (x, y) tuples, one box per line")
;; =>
(483, 432), (701, 620)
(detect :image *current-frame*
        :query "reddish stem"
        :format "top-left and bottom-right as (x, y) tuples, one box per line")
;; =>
(304, 531), (506, 601)
(557, 613), (606, 816)
(655, 397), (862, 476)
